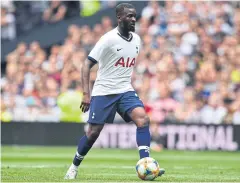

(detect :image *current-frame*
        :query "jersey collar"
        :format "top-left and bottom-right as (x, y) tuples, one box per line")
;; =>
(116, 28), (133, 42)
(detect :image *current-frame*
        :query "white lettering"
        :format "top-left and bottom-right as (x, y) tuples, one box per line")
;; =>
(186, 126), (199, 150)
(176, 126), (186, 150)
(199, 126), (208, 150)
(118, 125), (130, 148)
(109, 125), (118, 148)
(94, 126), (109, 148)
(207, 126), (216, 150)
(89, 124), (239, 151)
(167, 125), (177, 149)
(214, 126), (225, 150)
(130, 126), (138, 148)
(226, 126), (238, 151)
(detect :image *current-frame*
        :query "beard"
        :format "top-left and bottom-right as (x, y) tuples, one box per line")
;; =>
(121, 21), (135, 32)
(129, 25), (135, 32)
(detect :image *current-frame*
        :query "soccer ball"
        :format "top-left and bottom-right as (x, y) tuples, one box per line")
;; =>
(136, 157), (160, 181)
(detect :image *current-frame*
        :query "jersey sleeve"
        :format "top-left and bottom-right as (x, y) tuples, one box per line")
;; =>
(136, 34), (142, 54)
(139, 37), (143, 52)
(88, 35), (109, 63)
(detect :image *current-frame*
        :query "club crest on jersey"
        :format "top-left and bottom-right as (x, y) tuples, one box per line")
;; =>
(115, 57), (136, 67)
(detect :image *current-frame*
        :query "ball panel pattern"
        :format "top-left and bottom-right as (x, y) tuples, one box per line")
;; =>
(136, 157), (160, 181)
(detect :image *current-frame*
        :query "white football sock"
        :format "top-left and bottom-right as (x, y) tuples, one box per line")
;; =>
(70, 163), (78, 170)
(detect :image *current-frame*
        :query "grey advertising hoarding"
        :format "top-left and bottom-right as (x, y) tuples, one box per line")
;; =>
(1, 122), (85, 146)
(93, 124), (239, 151)
(1, 122), (240, 151)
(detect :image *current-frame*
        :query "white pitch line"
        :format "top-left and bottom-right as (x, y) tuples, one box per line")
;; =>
(173, 166), (192, 169)
(1, 182), (235, 183)
(1, 164), (134, 169)
(1, 164), (231, 171)
(172, 166), (230, 170)
(207, 166), (231, 170)
(2, 153), (240, 161)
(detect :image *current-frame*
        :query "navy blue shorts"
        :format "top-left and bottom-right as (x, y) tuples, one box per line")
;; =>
(87, 91), (144, 124)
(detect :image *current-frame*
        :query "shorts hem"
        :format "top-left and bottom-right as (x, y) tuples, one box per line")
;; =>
(87, 121), (105, 125)
(124, 104), (145, 122)
(126, 104), (145, 115)
(87, 121), (114, 124)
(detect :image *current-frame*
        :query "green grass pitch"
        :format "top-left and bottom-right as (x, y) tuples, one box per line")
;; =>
(1, 146), (240, 182)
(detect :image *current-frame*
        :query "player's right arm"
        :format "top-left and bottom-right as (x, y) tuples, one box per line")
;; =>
(80, 58), (96, 113)
(80, 35), (109, 113)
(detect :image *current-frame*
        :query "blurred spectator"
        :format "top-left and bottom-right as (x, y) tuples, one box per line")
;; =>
(223, 86), (240, 124)
(141, 1), (160, 21)
(13, 1), (47, 35)
(174, 87), (197, 123)
(100, 0), (116, 10)
(101, 16), (113, 32)
(2, 0), (118, 39)
(64, 1), (80, 18)
(43, 0), (67, 23)
(1, 0), (15, 13)
(0, 96), (13, 122)
(147, 83), (179, 123)
(200, 92), (227, 124)
(1, 7), (16, 40)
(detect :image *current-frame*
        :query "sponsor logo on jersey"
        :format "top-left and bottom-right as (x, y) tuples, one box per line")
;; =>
(115, 57), (136, 67)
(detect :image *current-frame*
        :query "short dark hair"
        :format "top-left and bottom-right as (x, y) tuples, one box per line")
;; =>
(116, 3), (135, 16)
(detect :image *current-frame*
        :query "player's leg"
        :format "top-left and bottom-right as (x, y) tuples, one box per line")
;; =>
(130, 107), (151, 158)
(130, 107), (165, 176)
(117, 91), (151, 159)
(65, 95), (118, 179)
(64, 123), (104, 179)
(73, 123), (104, 166)
(116, 91), (150, 159)
(117, 91), (165, 177)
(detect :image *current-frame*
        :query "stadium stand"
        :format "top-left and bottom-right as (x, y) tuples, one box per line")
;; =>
(1, 1), (240, 124)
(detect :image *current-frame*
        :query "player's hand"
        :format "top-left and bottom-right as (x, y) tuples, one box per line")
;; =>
(80, 93), (91, 113)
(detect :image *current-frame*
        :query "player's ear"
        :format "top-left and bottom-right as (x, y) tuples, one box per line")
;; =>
(117, 13), (121, 21)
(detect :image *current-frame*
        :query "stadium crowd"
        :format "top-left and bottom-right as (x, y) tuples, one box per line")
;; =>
(1, 0), (116, 40)
(1, 1), (240, 124)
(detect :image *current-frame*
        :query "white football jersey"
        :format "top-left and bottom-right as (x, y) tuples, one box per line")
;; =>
(88, 27), (141, 96)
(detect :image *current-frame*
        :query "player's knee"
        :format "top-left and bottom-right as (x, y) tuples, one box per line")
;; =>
(136, 115), (150, 128)
(87, 129), (101, 143)
(90, 130), (101, 139)
(86, 125), (103, 141)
